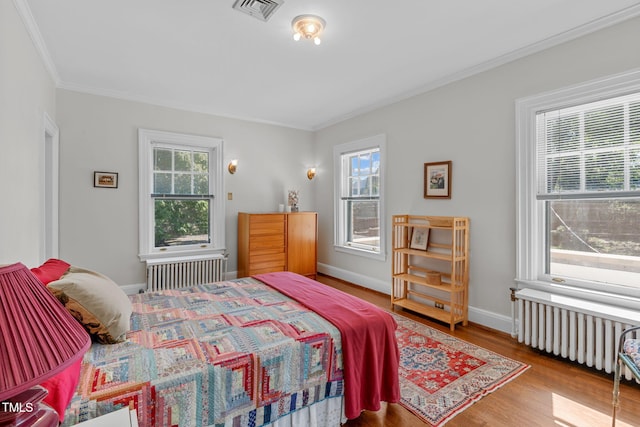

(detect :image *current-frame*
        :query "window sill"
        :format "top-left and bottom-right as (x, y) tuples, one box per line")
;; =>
(139, 248), (226, 263)
(334, 244), (385, 261)
(515, 278), (640, 311)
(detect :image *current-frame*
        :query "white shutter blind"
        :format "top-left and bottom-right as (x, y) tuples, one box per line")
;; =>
(535, 92), (640, 200)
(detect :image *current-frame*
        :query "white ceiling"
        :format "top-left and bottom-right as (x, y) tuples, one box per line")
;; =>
(22, 0), (640, 130)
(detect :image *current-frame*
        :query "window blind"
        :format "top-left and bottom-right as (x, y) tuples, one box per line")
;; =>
(536, 92), (640, 200)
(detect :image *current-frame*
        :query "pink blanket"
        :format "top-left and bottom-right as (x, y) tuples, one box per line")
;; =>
(254, 272), (400, 419)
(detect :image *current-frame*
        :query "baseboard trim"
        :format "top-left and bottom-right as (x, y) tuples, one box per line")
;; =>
(121, 283), (146, 295)
(318, 263), (389, 295)
(317, 263), (512, 334)
(468, 306), (511, 334)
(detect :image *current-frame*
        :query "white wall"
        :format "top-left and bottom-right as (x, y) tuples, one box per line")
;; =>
(55, 90), (314, 286)
(313, 16), (640, 332)
(0, 1), (56, 267)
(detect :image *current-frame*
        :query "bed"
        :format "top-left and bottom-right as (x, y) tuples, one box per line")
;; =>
(50, 270), (400, 427)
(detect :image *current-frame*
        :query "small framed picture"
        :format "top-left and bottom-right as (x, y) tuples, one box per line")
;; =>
(94, 171), (118, 188)
(410, 226), (429, 250)
(424, 161), (452, 199)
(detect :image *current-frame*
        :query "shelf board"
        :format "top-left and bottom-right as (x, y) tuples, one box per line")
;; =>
(393, 216), (466, 227)
(392, 298), (464, 325)
(393, 221), (429, 228)
(393, 222), (455, 231)
(393, 273), (460, 291)
(393, 247), (451, 261)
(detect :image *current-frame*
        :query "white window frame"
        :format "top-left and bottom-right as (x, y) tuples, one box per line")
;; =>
(516, 68), (640, 301)
(333, 134), (386, 261)
(138, 129), (225, 261)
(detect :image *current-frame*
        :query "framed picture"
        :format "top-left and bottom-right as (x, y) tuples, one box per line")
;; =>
(94, 171), (118, 188)
(410, 226), (429, 250)
(424, 161), (452, 199)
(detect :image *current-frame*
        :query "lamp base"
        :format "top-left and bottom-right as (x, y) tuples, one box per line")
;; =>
(0, 386), (59, 427)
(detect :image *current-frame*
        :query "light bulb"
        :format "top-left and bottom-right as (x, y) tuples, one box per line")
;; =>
(293, 32), (301, 41)
(314, 37), (321, 45)
(306, 23), (316, 34)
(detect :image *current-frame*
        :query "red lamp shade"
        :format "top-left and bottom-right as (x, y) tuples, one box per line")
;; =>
(0, 262), (90, 402)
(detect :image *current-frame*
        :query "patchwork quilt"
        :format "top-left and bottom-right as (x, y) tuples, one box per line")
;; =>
(61, 277), (344, 427)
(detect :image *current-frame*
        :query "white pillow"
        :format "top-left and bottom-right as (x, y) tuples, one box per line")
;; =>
(48, 266), (132, 344)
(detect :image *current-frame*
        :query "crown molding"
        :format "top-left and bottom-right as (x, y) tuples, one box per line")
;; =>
(13, 0), (60, 85)
(313, 3), (640, 131)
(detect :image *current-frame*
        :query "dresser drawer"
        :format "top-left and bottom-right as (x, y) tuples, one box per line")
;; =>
(249, 265), (286, 275)
(250, 253), (286, 272)
(249, 235), (285, 253)
(249, 215), (285, 236)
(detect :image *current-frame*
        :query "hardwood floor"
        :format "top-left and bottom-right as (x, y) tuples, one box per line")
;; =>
(315, 274), (640, 427)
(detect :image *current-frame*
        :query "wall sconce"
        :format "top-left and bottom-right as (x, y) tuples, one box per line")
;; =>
(307, 167), (316, 180)
(228, 159), (238, 174)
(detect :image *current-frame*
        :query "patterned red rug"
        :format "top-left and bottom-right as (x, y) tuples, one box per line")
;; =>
(393, 313), (529, 426)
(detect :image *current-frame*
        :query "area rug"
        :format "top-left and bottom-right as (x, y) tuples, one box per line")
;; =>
(393, 313), (530, 426)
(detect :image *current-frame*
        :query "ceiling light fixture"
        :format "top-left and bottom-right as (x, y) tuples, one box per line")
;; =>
(292, 15), (326, 46)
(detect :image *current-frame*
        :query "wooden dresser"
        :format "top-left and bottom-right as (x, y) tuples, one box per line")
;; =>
(237, 212), (317, 279)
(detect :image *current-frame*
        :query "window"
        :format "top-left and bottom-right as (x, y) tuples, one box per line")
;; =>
(334, 134), (386, 259)
(516, 70), (640, 296)
(138, 129), (225, 260)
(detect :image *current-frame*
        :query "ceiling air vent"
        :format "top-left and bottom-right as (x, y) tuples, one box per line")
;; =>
(232, 0), (284, 22)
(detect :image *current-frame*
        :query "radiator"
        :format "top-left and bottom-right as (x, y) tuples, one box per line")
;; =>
(146, 254), (227, 291)
(515, 288), (640, 378)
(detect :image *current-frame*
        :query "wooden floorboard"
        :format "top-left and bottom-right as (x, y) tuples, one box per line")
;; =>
(315, 274), (640, 427)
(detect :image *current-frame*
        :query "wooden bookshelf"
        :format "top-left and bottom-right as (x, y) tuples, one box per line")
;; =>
(391, 215), (469, 331)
